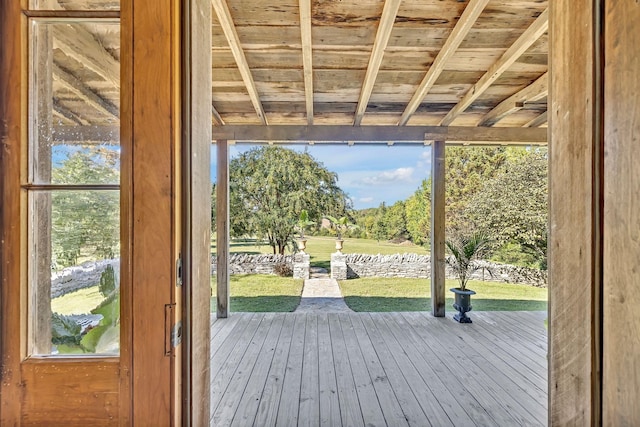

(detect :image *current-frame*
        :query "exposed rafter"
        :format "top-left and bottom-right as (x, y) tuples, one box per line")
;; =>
(398, 0), (490, 126)
(211, 0), (268, 125)
(440, 8), (549, 126)
(52, 25), (120, 89)
(354, 0), (402, 126)
(524, 111), (548, 128)
(52, 63), (119, 118)
(478, 72), (548, 127)
(53, 98), (91, 126)
(212, 103), (225, 126)
(299, 0), (314, 125)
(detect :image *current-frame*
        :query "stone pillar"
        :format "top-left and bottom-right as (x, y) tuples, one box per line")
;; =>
(293, 253), (310, 280)
(331, 252), (347, 280)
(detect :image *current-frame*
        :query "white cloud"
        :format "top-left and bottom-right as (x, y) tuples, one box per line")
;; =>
(359, 196), (374, 203)
(361, 167), (415, 185)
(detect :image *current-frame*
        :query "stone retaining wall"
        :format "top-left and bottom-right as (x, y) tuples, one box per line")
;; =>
(210, 253), (294, 276)
(340, 253), (547, 287)
(52, 259), (120, 298)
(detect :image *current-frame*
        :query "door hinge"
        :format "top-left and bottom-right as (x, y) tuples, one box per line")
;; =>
(176, 255), (183, 287)
(164, 304), (182, 356)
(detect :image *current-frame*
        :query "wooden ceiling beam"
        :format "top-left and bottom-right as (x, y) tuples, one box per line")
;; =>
(478, 71), (548, 127)
(53, 98), (91, 126)
(440, 8), (549, 126)
(299, 0), (314, 125)
(52, 25), (120, 89)
(212, 103), (225, 126)
(52, 63), (119, 118)
(354, 0), (402, 126)
(212, 125), (547, 144)
(398, 0), (490, 126)
(54, 124), (547, 145)
(211, 0), (268, 125)
(524, 111), (548, 128)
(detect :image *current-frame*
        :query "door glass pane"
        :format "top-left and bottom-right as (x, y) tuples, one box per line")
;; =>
(30, 20), (120, 185)
(31, 0), (119, 10)
(30, 190), (120, 355)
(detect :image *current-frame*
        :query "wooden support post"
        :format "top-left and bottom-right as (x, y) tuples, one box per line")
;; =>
(31, 23), (53, 354)
(431, 140), (446, 317)
(216, 139), (230, 318)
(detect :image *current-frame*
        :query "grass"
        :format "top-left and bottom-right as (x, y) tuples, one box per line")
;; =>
(211, 274), (304, 312)
(339, 277), (548, 312)
(52, 285), (105, 315)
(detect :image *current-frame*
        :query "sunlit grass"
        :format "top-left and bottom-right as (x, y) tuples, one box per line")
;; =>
(339, 277), (548, 312)
(51, 285), (104, 315)
(211, 274), (304, 312)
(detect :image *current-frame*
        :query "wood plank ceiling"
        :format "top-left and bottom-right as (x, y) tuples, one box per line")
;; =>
(210, 0), (548, 131)
(47, 0), (548, 143)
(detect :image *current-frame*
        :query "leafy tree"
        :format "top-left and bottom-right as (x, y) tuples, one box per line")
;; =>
(384, 201), (408, 240)
(211, 182), (217, 234)
(51, 147), (120, 268)
(466, 148), (548, 268)
(445, 146), (506, 229)
(371, 202), (388, 243)
(405, 178), (431, 245)
(228, 146), (350, 254)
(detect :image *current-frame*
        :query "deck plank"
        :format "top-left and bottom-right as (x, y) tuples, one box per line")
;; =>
(316, 313), (342, 427)
(212, 313), (275, 426)
(298, 314), (320, 427)
(412, 312), (545, 426)
(210, 311), (548, 427)
(347, 314), (411, 427)
(328, 313), (366, 427)
(230, 314), (286, 427)
(274, 314), (306, 427)
(253, 314), (296, 426)
(338, 313), (388, 427)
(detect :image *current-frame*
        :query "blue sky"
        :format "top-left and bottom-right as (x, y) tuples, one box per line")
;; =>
(211, 144), (432, 210)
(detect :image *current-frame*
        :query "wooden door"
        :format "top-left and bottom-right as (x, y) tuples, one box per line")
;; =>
(0, 0), (193, 424)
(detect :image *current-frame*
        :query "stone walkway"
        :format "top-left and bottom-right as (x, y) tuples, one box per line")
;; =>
(294, 275), (353, 313)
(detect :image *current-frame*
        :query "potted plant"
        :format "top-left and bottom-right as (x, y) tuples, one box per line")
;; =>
(295, 209), (315, 253)
(445, 230), (492, 323)
(323, 214), (356, 253)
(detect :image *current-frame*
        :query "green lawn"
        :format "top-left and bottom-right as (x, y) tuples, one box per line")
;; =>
(211, 274), (304, 312)
(339, 277), (548, 312)
(52, 285), (105, 315)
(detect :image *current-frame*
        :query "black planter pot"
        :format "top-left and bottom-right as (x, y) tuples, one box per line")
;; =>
(450, 287), (476, 323)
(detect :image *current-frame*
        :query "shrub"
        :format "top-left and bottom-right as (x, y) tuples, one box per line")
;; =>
(274, 263), (293, 277)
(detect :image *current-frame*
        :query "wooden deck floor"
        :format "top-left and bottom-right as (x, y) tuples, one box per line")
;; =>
(210, 311), (548, 427)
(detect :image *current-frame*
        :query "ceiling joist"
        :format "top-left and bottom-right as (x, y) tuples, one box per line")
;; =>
(212, 0), (268, 125)
(398, 0), (490, 126)
(354, 0), (402, 126)
(524, 111), (548, 128)
(478, 71), (548, 127)
(299, 0), (314, 125)
(52, 25), (120, 89)
(212, 103), (225, 126)
(440, 8), (549, 126)
(52, 63), (119, 119)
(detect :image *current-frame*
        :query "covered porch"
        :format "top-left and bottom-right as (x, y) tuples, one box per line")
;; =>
(210, 311), (547, 426)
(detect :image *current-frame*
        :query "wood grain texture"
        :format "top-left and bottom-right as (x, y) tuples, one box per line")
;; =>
(130, 0), (178, 423)
(0, 0), (25, 423)
(211, 312), (548, 426)
(21, 361), (120, 426)
(185, 0), (213, 424)
(548, 0), (600, 424)
(216, 140), (230, 318)
(431, 140), (445, 317)
(603, 0), (640, 424)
